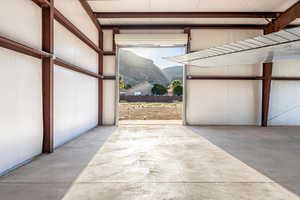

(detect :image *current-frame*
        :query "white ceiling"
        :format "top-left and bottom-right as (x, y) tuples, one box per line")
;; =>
(98, 18), (268, 25)
(89, 0), (298, 12)
(88, 0), (300, 25)
(98, 18), (300, 25)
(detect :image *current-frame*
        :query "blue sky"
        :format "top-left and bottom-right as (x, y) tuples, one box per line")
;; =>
(123, 47), (185, 69)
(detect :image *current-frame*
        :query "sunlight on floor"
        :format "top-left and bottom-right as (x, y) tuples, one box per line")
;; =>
(118, 120), (183, 125)
(60, 125), (299, 200)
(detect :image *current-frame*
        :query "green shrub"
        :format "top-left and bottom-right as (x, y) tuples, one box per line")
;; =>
(173, 85), (183, 96)
(170, 80), (182, 88)
(151, 84), (168, 95)
(125, 84), (132, 89)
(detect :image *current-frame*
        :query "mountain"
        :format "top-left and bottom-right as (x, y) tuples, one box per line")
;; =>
(162, 66), (183, 81)
(119, 50), (169, 86)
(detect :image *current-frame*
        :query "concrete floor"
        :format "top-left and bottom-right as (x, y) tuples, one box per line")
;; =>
(0, 125), (299, 200)
(119, 120), (183, 125)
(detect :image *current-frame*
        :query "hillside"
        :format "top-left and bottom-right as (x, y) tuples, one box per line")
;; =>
(162, 66), (183, 81)
(119, 50), (169, 86)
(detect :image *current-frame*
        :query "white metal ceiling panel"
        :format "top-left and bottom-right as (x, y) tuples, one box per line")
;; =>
(166, 27), (300, 66)
(98, 18), (269, 25)
(115, 33), (188, 46)
(90, 0), (299, 26)
(89, 0), (298, 12)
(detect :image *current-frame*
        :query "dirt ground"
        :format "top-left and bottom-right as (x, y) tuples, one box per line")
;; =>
(119, 102), (182, 120)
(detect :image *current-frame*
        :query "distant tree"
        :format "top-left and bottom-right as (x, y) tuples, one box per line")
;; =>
(170, 80), (182, 88)
(151, 84), (168, 95)
(125, 84), (132, 89)
(173, 85), (183, 96)
(119, 76), (125, 89)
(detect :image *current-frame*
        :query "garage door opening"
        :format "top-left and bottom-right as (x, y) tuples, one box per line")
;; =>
(117, 47), (186, 124)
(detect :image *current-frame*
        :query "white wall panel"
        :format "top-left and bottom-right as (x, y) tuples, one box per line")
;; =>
(187, 29), (262, 125)
(104, 56), (116, 76)
(54, 21), (98, 73)
(272, 61), (300, 77)
(0, 0), (100, 175)
(103, 30), (113, 51)
(268, 81), (300, 126)
(186, 80), (261, 125)
(54, 66), (98, 148)
(191, 29), (262, 51)
(0, 48), (43, 174)
(268, 61), (300, 126)
(0, 0), (41, 49)
(53, 0), (100, 147)
(103, 30), (116, 125)
(103, 80), (116, 125)
(187, 64), (262, 77)
(54, 0), (98, 45)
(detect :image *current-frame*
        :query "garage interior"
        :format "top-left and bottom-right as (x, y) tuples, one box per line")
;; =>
(1, 0), (300, 199)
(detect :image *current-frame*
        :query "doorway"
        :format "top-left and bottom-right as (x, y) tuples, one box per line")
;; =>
(116, 46), (186, 125)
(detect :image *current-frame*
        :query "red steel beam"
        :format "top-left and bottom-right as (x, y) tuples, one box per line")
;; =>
(42, 0), (54, 153)
(33, 0), (102, 53)
(272, 77), (300, 81)
(265, 1), (300, 34)
(98, 31), (104, 125)
(54, 58), (102, 79)
(261, 63), (273, 127)
(103, 51), (116, 56)
(184, 27), (191, 53)
(186, 76), (264, 80)
(95, 12), (281, 19)
(101, 24), (300, 30)
(0, 36), (51, 59)
(186, 76), (300, 81)
(103, 76), (116, 80)
(54, 8), (102, 53)
(79, 0), (102, 32)
(112, 28), (120, 53)
(31, 0), (51, 8)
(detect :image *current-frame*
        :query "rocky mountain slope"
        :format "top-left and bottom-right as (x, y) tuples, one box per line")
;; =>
(162, 66), (183, 81)
(119, 50), (169, 86)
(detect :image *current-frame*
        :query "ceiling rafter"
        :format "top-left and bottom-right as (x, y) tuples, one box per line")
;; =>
(94, 12), (281, 19)
(265, 0), (300, 33)
(100, 24), (300, 30)
(31, 0), (50, 7)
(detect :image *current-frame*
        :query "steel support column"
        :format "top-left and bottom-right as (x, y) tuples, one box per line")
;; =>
(98, 31), (104, 125)
(42, 0), (54, 153)
(261, 63), (273, 127)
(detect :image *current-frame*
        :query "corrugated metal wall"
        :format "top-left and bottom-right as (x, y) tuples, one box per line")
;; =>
(0, 0), (99, 174)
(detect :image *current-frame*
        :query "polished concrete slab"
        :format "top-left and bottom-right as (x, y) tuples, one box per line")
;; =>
(0, 125), (299, 200)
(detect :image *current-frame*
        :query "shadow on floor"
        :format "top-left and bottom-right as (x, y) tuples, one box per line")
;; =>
(1, 125), (300, 199)
(0, 126), (117, 200)
(187, 125), (300, 197)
